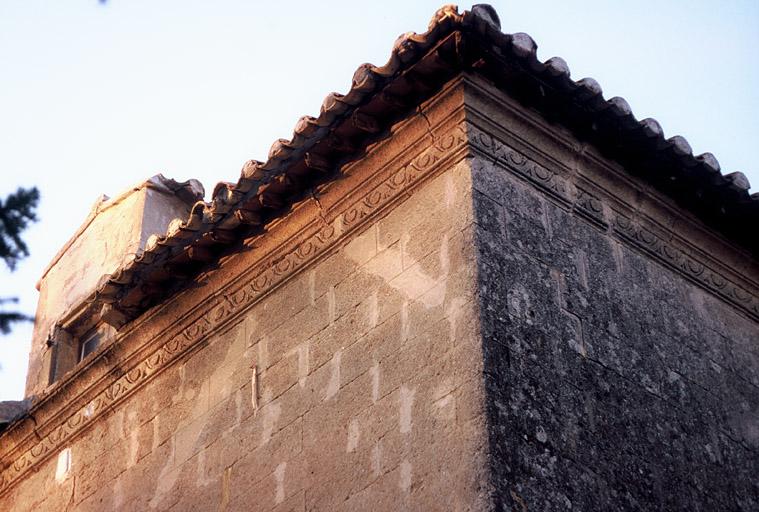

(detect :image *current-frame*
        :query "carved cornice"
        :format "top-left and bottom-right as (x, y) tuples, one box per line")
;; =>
(468, 123), (759, 321)
(4, 79), (755, 495)
(611, 215), (759, 317)
(0, 121), (468, 495)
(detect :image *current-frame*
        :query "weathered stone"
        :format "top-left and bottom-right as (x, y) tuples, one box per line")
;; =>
(2, 11), (757, 511)
(472, 108), (759, 510)
(26, 176), (203, 395)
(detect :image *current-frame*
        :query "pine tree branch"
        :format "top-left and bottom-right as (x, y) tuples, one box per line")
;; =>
(0, 186), (40, 271)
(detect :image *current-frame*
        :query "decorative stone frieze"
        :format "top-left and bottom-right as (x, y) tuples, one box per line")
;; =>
(0, 118), (469, 496)
(467, 120), (759, 322)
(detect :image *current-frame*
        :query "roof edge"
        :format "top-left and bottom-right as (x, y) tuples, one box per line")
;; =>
(89, 3), (757, 324)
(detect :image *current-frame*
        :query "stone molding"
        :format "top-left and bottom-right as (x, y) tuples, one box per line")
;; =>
(0, 117), (469, 495)
(4, 75), (757, 495)
(467, 119), (759, 321)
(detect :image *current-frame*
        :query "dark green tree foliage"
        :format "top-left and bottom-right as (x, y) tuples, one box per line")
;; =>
(0, 187), (39, 334)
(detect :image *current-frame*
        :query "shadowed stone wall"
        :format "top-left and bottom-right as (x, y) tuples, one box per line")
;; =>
(471, 113), (759, 509)
(2, 76), (757, 511)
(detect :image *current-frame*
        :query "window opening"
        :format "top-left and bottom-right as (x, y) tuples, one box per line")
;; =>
(79, 327), (104, 361)
(47, 322), (116, 384)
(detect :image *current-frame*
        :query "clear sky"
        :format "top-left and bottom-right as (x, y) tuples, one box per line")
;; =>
(1, 1), (757, 401)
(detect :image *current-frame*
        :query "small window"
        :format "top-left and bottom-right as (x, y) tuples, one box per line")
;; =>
(48, 322), (116, 384)
(79, 327), (104, 361)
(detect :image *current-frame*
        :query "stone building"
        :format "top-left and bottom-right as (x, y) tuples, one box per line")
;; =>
(1, 4), (757, 511)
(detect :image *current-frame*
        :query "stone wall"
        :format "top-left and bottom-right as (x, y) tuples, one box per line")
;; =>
(3, 75), (757, 511)
(468, 77), (759, 510)
(0, 83), (493, 511)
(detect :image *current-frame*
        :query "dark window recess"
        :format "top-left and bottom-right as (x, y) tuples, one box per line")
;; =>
(79, 328), (103, 361)
(47, 339), (60, 385)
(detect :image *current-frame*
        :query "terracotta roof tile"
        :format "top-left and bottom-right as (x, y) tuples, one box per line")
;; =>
(94, 3), (758, 324)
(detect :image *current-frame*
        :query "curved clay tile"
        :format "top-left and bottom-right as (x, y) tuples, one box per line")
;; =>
(94, 3), (757, 323)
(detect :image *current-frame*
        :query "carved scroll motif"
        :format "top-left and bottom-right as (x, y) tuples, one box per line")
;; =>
(469, 127), (571, 203)
(574, 187), (607, 228)
(0, 122), (468, 495)
(469, 123), (759, 321)
(613, 214), (759, 318)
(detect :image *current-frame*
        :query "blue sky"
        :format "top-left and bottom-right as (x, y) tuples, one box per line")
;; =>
(1, 1), (757, 400)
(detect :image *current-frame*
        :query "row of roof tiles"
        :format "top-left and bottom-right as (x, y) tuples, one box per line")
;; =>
(95, 4), (757, 324)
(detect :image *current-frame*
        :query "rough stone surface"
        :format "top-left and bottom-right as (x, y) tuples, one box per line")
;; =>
(0, 100), (490, 509)
(472, 154), (759, 510)
(2, 76), (757, 511)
